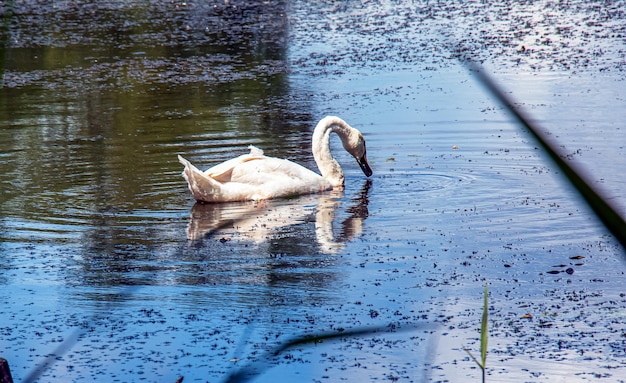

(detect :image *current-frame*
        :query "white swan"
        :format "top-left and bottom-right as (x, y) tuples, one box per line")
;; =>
(178, 116), (372, 203)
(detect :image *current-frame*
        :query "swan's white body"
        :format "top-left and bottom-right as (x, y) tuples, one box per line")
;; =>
(178, 116), (372, 203)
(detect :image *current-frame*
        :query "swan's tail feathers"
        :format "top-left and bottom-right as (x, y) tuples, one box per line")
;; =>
(178, 155), (224, 203)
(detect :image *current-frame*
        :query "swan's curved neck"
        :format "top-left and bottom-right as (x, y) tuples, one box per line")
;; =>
(312, 116), (352, 187)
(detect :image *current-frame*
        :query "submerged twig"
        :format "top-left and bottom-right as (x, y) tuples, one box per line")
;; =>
(222, 322), (435, 383)
(22, 287), (140, 383)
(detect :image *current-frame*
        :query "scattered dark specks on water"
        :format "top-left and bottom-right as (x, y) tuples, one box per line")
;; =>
(1, 1), (625, 382)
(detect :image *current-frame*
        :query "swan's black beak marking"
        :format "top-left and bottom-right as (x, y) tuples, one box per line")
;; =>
(358, 151), (373, 177)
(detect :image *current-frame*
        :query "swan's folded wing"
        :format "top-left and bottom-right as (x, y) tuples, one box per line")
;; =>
(204, 146), (266, 182)
(228, 157), (310, 183)
(229, 157), (331, 197)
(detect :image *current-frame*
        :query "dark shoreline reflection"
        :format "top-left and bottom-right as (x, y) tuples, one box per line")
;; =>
(187, 179), (372, 254)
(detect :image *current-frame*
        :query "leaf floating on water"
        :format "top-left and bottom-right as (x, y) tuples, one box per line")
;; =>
(452, 145), (459, 150)
(521, 313), (533, 319)
(546, 270), (561, 274)
(538, 322), (553, 328)
(570, 255), (585, 260)
(386, 157), (396, 162)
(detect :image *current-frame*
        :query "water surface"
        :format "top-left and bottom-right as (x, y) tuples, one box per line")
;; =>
(1, 1), (625, 382)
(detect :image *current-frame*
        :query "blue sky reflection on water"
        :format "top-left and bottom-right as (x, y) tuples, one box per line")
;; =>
(1, 1), (626, 382)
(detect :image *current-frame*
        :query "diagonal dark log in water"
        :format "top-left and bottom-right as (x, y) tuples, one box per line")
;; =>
(463, 60), (626, 252)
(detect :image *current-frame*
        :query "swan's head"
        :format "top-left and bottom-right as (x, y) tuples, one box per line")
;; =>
(313, 116), (373, 184)
(344, 130), (373, 177)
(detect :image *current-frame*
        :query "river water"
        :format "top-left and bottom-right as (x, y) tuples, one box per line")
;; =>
(1, 1), (625, 382)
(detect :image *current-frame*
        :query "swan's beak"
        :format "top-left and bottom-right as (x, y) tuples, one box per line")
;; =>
(357, 152), (373, 177)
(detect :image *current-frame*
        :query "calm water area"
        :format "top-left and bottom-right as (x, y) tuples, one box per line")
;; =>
(1, 1), (625, 382)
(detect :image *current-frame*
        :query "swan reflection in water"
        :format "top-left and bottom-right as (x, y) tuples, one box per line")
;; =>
(186, 179), (372, 254)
